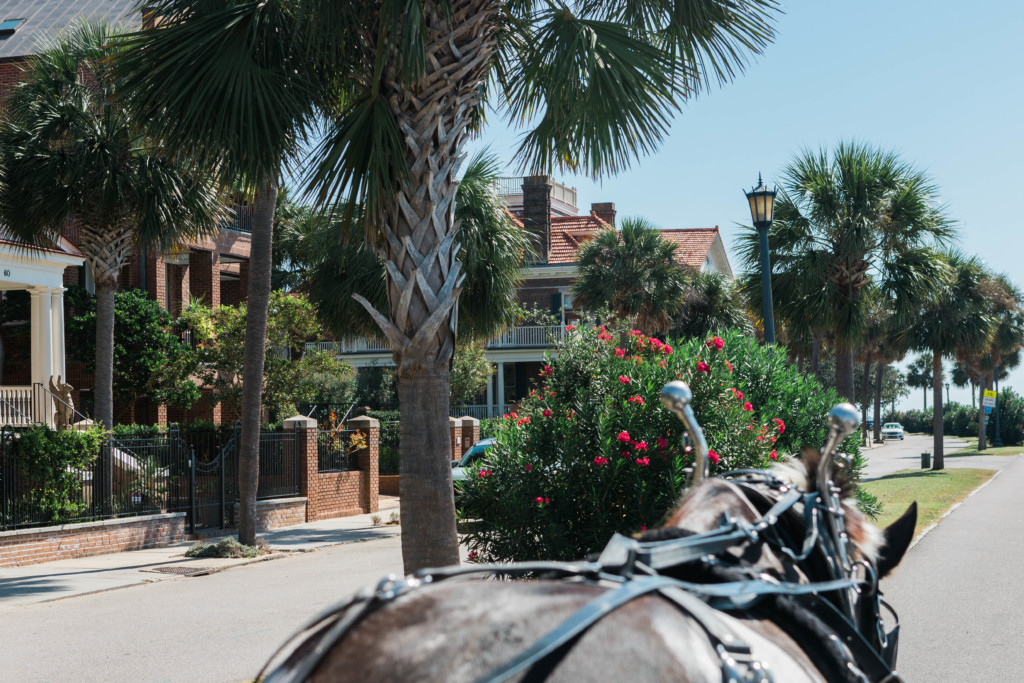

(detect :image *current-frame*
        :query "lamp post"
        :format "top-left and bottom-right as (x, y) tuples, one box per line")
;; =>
(745, 174), (778, 344)
(945, 382), (950, 404)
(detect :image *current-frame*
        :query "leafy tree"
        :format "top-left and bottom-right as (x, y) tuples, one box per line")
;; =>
(68, 289), (201, 421)
(0, 22), (220, 430)
(572, 217), (688, 335)
(908, 252), (996, 467)
(670, 270), (752, 339)
(449, 341), (492, 408)
(736, 142), (953, 402)
(118, 0), (781, 571)
(178, 292), (356, 421)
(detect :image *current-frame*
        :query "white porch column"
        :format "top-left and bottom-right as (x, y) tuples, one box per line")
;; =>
(50, 287), (66, 381)
(485, 372), (494, 418)
(496, 362), (505, 414)
(29, 287), (53, 387)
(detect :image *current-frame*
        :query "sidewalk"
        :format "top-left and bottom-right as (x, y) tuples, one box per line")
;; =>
(0, 495), (400, 610)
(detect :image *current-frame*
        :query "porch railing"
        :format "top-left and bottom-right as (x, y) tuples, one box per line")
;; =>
(0, 387), (33, 427)
(307, 325), (566, 357)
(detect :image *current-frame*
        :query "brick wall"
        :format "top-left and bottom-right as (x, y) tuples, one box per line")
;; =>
(0, 513), (187, 568)
(189, 250), (221, 308)
(231, 497), (307, 531)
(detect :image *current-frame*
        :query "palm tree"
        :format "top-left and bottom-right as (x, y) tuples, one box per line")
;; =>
(736, 142), (954, 402)
(905, 354), (934, 412)
(908, 252), (995, 468)
(0, 22), (220, 431)
(116, 0), (780, 572)
(301, 150), (534, 342)
(572, 218), (688, 336)
(670, 270), (753, 339)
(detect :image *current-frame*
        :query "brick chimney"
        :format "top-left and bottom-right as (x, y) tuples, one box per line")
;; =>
(522, 176), (552, 262)
(591, 202), (616, 227)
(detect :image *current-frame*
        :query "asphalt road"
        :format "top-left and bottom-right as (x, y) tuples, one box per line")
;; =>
(0, 537), (404, 683)
(861, 433), (1019, 480)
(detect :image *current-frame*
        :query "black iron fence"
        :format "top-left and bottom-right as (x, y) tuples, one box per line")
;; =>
(317, 429), (358, 472)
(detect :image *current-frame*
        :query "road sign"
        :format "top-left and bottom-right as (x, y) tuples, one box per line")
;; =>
(984, 389), (997, 398)
(131, 491), (142, 506)
(985, 405), (993, 414)
(983, 390), (997, 408)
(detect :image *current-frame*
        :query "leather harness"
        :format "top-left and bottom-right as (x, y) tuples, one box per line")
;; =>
(259, 470), (903, 683)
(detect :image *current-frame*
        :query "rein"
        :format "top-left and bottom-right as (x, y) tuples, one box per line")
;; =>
(259, 470), (903, 683)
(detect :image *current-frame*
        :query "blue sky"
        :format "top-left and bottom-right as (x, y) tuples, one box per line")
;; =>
(464, 0), (1024, 411)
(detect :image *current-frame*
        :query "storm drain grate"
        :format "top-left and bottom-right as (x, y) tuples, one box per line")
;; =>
(151, 565), (215, 577)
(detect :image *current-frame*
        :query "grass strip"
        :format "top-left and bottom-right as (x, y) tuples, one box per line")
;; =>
(861, 468), (995, 538)
(947, 437), (1024, 457)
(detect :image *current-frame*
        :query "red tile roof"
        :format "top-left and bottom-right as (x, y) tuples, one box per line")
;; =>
(658, 227), (720, 269)
(548, 212), (612, 263)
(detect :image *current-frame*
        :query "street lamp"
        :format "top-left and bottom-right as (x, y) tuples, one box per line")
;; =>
(944, 382), (950, 404)
(745, 174), (778, 344)
(994, 363), (1003, 447)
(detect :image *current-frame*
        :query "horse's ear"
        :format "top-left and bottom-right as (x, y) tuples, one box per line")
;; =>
(877, 502), (917, 578)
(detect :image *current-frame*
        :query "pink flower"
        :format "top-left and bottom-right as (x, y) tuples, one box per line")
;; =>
(630, 330), (643, 336)
(743, 402), (753, 412)
(510, 412), (518, 419)
(593, 456), (609, 466)
(628, 395), (645, 405)
(662, 344), (673, 355)
(708, 450), (721, 465)
(640, 525), (647, 532)
(618, 375), (631, 384)
(517, 417), (531, 426)
(541, 365), (553, 377)
(598, 333), (613, 341)
(730, 387), (743, 401)
(706, 337), (725, 351)
(525, 464), (532, 472)
(617, 431), (631, 443)
(503, 413), (510, 420)
(478, 469), (493, 479)
(770, 450), (778, 460)
(770, 436), (777, 444)
(649, 338), (664, 350)
(535, 496), (544, 504)
(467, 550), (478, 561)
(697, 361), (710, 374)
(635, 457), (650, 466)
(614, 347), (626, 358)
(656, 437), (668, 450)
(725, 361), (734, 373)
(542, 409), (552, 417)
(658, 359), (667, 368)
(684, 445), (693, 454)
(565, 324), (577, 332)
(634, 441), (648, 452)
(773, 418), (786, 435)
(621, 450), (631, 458)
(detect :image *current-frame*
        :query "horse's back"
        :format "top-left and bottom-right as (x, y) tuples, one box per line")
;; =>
(303, 579), (826, 682)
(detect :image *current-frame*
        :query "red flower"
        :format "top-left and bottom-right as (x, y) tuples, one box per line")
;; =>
(614, 347), (626, 358)
(542, 409), (552, 417)
(635, 457), (650, 466)
(743, 402), (753, 411)
(770, 450), (778, 460)
(517, 417), (531, 426)
(598, 333), (613, 341)
(725, 361), (734, 373)
(618, 375), (631, 384)
(510, 412), (518, 419)
(708, 450), (721, 465)
(730, 387), (744, 401)
(656, 437), (668, 450)
(628, 395), (645, 405)
(630, 330), (643, 336)
(640, 525), (647, 532)
(535, 496), (544, 504)
(541, 365), (554, 377)
(649, 338), (664, 350)
(658, 359), (667, 368)
(634, 441), (648, 452)
(478, 469), (493, 479)
(503, 413), (510, 420)
(525, 464), (532, 472)
(662, 344), (673, 355)
(467, 550), (478, 561)
(770, 436), (777, 444)
(565, 324), (577, 332)
(773, 418), (786, 435)
(617, 430), (631, 443)
(593, 456), (609, 466)
(697, 361), (710, 374)
(621, 450), (631, 458)
(706, 336), (725, 351)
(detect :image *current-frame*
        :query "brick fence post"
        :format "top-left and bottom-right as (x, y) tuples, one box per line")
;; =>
(460, 416), (480, 455)
(449, 416), (461, 463)
(348, 415), (379, 513)
(284, 415), (317, 522)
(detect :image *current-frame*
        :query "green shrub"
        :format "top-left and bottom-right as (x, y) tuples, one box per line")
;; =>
(460, 327), (863, 563)
(886, 392), (1023, 446)
(15, 425), (105, 522)
(112, 424), (164, 439)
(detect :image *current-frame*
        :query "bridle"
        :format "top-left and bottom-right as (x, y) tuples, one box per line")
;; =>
(259, 383), (903, 683)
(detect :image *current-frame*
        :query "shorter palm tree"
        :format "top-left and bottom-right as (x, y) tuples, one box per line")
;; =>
(0, 22), (220, 430)
(909, 252), (995, 468)
(572, 218), (687, 336)
(670, 270), (753, 339)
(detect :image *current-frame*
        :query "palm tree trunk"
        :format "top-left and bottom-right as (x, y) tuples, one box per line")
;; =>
(355, 2), (496, 572)
(861, 353), (872, 445)
(835, 344), (856, 402)
(977, 372), (989, 451)
(810, 333), (822, 378)
(237, 178), (277, 546)
(94, 280), (116, 430)
(873, 362), (885, 443)
(932, 350), (944, 469)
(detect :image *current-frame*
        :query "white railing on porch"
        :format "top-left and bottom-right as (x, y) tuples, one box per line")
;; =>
(307, 325), (566, 357)
(0, 386), (35, 427)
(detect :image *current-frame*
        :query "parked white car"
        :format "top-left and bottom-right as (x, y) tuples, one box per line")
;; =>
(451, 438), (495, 483)
(881, 423), (904, 440)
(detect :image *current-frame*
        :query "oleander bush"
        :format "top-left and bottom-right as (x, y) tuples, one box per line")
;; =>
(459, 326), (866, 563)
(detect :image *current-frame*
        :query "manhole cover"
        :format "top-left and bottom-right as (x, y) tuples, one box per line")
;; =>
(151, 566), (214, 577)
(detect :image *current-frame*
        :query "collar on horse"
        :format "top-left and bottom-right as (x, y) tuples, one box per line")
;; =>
(259, 469), (903, 683)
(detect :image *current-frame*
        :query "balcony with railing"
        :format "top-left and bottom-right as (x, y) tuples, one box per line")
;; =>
(306, 325), (566, 357)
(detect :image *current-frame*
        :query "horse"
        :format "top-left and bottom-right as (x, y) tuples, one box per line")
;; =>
(259, 382), (917, 683)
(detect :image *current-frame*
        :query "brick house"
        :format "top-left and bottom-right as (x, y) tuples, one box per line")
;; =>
(0, 1), (252, 426)
(317, 175), (734, 417)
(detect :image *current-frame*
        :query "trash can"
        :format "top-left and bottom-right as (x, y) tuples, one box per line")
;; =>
(921, 451), (931, 469)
